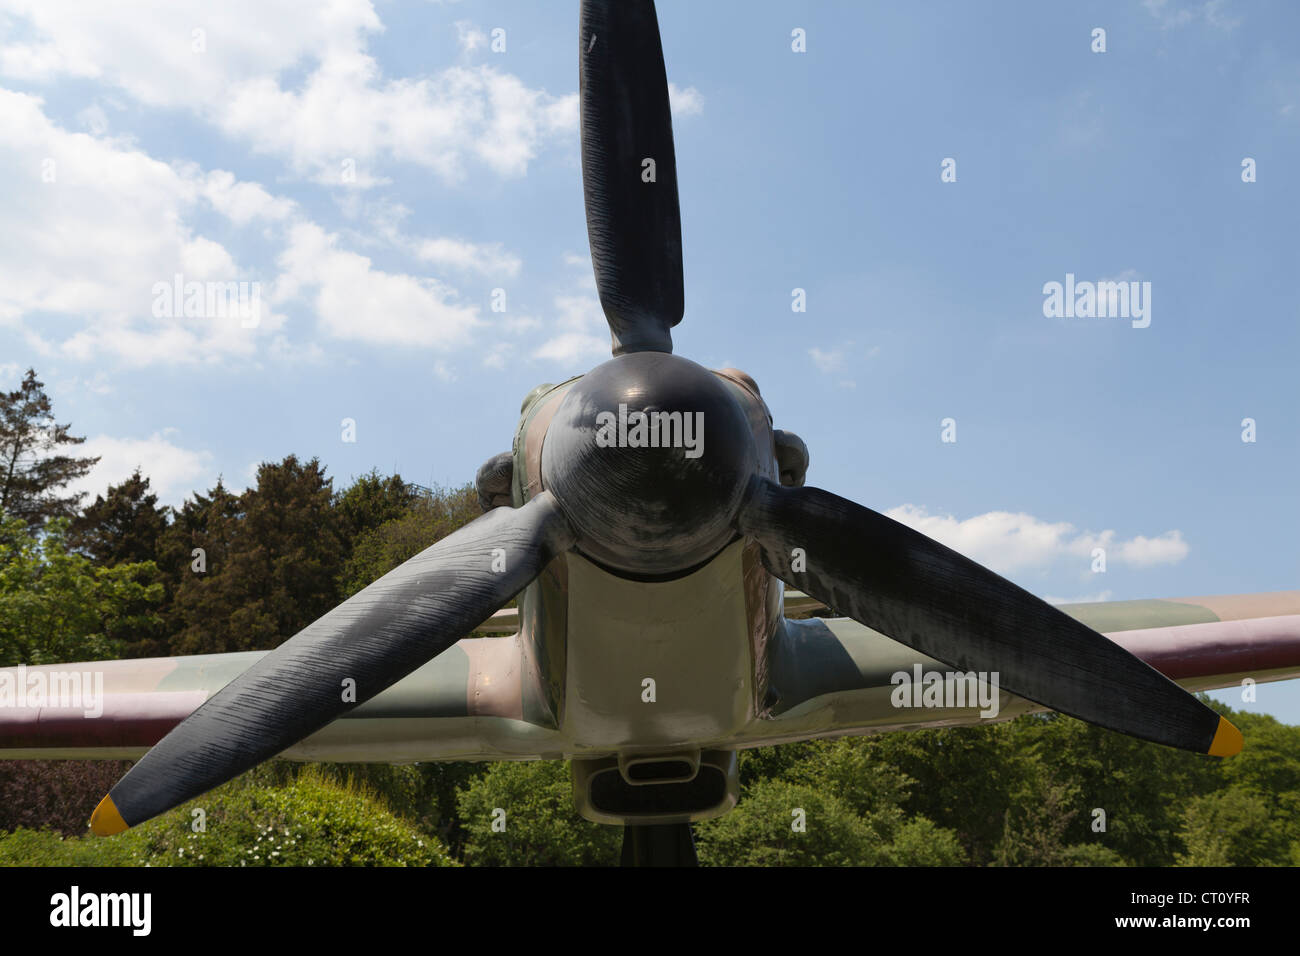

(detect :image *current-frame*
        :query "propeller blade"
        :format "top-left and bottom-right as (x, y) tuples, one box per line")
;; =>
(580, 0), (683, 356)
(91, 492), (575, 835)
(736, 476), (1242, 756)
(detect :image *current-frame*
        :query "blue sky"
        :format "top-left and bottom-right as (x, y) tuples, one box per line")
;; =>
(0, 1), (1296, 719)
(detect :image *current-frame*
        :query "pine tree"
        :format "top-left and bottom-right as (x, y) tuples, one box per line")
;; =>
(169, 457), (345, 654)
(69, 468), (170, 567)
(0, 369), (100, 532)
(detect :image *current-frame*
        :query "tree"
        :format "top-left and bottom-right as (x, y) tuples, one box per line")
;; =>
(69, 468), (170, 568)
(0, 516), (163, 666)
(334, 470), (419, 551)
(737, 738), (967, 865)
(67, 469), (172, 657)
(168, 457), (345, 654)
(339, 484), (480, 598)
(1175, 787), (1291, 866)
(856, 722), (1029, 863)
(0, 369), (100, 531)
(456, 760), (620, 866)
(1002, 710), (1222, 866)
(695, 780), (879, 865)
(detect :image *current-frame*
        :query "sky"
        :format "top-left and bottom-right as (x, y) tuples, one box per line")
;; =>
(0, 1), (1296, 720)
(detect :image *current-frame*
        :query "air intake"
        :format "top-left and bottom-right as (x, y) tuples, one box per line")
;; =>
(571, 749), (739, 825)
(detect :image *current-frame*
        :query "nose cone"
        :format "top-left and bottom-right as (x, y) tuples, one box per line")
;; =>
(541, 353), (757, 576)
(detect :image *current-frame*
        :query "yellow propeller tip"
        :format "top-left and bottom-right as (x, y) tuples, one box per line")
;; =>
(90, 794), (129, 836)
(1208, 716), (1244, 757)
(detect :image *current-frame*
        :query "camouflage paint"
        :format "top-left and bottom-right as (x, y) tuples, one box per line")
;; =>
(5, 593), (1298, 762)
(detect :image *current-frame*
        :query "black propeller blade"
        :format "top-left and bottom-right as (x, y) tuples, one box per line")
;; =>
(736, 475), (1242, 757)
(580, 0), (684, 356)
(92, 492), (575, 834)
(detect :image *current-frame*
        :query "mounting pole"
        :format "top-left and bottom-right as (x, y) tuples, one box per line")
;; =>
(620, 822), (698, 866)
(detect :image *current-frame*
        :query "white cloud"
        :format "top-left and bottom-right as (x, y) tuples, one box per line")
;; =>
(884, 504), (1188, 576)
(0, 89), (516, 363)
(0, 0), (384, 105)
(0, 1), (579, 185)
(0, 89), (280, 364)
(1141, 0), (1240, 31)
(70, 432), (214, 507)
(482, 343), (513, 370)
(810, 343), (875, 384)
(501, 315), (541, 334)
(274, 222), (479, 348)
(416, 238), (521, 278)
(668, 83), (704, 117)
(197, 169), (296, 226)
(1115, 532), (1189, 567)
(809, 347), (846, 374)
(222, 60), (577, 184)
(534, 294), (608, 365)
(455, 20), (488, 54)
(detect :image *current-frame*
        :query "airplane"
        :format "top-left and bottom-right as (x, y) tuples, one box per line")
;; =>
(2, 0), (1299, 867)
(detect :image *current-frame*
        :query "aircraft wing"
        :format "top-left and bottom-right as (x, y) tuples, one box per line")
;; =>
(737, 590), (1300, 747)
(2, 592), (1297, 762)
(0, 622), (564, 763)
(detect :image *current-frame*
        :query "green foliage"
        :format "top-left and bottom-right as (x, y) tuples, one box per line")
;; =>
(696, 780), (878, 865)
(0, 767), (456, 867)
(0, 826), (142, 867)
(992, 763), (1085, 866)
(884, 817), (968, 866)
(66, 469), (171, 657)
(1002, 710), (1222, 865)
(856, 723), (1029, 862)
(168, 457), (345, 654)
(1058, 843), (1129, 867)
(1215, 710), (1300, 844)
(0, 516), (162, 666)
(340, 484), (480, 599)
(259, 759), (488, 858)
(68, 469), (170, 568)
(1175, 787), (1292, 867)
(334, 470), (420, 548)
(456, 760), (620, 866)
(723, 740), (967, 865)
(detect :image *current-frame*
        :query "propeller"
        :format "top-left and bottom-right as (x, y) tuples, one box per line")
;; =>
(91, 493), (575, 834)
(91, 0), (1240, 845)
(580, 0), (683, 356)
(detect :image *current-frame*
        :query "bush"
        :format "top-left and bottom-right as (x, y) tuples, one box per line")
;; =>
(696, 780), (879, 866)
(1175, 787), (1290, 867)
(0, 767), (455, 867)
(883, 817), (967, 866)
(456, 760), (620, 866)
